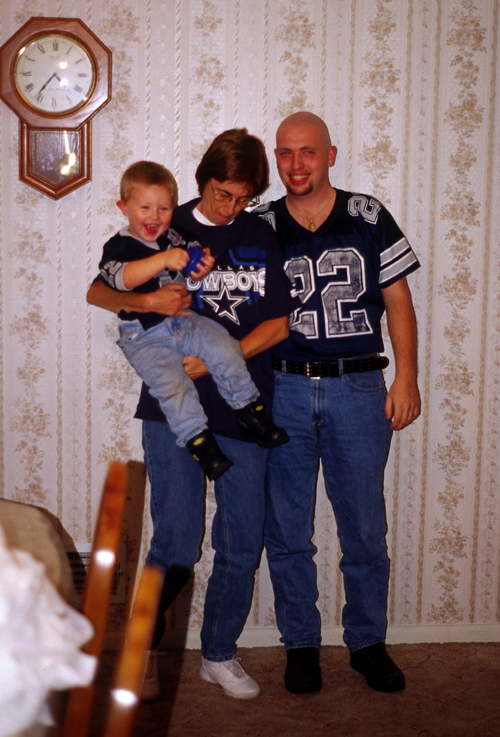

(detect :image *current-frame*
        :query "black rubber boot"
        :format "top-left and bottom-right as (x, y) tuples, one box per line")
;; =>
(236, 398), (289, 448)
(186, 429), (233, 481)
(284, 647), (322, 694)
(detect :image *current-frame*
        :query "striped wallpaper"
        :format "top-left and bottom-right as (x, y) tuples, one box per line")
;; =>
(0, 0), (499, 644)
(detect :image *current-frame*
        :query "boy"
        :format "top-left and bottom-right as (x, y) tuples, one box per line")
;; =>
(99, 161), (288, 480)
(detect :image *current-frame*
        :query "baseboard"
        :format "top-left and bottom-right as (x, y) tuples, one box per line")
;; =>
(383, 623), (500, 645)
(104, 623), (500, 651)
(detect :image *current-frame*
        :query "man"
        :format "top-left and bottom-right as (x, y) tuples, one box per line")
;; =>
(257, 112), (420, 695)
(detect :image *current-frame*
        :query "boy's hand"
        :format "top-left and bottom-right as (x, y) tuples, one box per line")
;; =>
(163, 247), (189, 272)
(188, 248), (215, 281)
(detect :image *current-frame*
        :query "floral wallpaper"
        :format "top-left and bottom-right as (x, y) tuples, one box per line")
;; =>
(1, 0), (499, 644)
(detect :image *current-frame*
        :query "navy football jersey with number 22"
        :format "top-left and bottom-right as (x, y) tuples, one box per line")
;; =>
(256, 189), (420, 362)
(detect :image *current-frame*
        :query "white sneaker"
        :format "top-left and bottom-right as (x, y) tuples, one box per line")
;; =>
(140, 650), (161, 702)
(200, 656), (260, 699)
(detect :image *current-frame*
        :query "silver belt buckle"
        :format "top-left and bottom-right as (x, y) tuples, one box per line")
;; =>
(305, 362), (321, 379)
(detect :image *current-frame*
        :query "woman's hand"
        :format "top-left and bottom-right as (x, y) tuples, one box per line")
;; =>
(87, 280), (192, 316)
(182, 355), (210, 380)
(144, 283), (192, 315)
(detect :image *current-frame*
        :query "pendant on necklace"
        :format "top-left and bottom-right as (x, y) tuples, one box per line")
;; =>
(309, 221), (315, 230)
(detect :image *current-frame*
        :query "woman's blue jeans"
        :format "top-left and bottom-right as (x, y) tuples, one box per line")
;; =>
(264, 366), (392, 653)
(143, 419), (267, 660)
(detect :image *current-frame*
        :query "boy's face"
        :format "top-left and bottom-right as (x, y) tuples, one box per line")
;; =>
(117, 183), (175, 242)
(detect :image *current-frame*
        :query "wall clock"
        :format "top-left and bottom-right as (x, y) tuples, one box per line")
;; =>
(0, 17), (112, 199)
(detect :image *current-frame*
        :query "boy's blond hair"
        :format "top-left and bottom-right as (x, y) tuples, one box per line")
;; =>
(120, 161), (179, 205)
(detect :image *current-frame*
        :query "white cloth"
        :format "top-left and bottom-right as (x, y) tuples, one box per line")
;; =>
(0, 525), (97, 737)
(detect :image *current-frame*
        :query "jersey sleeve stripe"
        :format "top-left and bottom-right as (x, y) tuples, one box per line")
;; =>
(100, 261), (131, 291)
(379, 250), (419, 285)
(380, 237), (410, 265)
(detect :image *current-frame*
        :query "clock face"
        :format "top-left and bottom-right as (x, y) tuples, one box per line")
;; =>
(14, 33), (96, 114)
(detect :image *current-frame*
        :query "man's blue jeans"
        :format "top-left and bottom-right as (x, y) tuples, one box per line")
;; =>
(143, 419), (267, 660)
(118, 315), (258, 447)
(264, 366), (392, 653)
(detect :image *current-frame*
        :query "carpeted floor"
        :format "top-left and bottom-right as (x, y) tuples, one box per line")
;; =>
(91, 642), (500, 736)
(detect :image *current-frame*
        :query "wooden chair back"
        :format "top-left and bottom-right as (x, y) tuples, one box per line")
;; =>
(61, 461), (128, 737)
(101, 565), (163, 737)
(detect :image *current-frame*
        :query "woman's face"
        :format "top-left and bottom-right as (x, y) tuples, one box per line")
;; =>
(198, 179), (254, 226)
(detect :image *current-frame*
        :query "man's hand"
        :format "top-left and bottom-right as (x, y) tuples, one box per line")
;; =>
(385, 375), (421, 431)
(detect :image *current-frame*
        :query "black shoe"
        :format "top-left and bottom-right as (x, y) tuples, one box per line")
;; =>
(284, 647), (322, 694)
(236, 399), (289, 448)
(350, 642), (405, 692)
(186, 430), (233, 481)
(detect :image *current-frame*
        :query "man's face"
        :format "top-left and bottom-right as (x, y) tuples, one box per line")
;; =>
(117, 183), (175, 242)
(274, 121), (336, 198)
(198, 179), (254, 226)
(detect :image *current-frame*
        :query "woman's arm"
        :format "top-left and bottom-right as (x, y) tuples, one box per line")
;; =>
(239, 316), (289, 360)
(182, 316), (289, 380)
(86, 279), (192, 316)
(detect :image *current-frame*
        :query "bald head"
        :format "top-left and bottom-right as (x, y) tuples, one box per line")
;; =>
(276, 112), (332, 148)
(274, 111), (336, 199)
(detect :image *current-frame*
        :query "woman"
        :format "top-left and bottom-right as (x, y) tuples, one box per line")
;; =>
(87, 129), (297, 700)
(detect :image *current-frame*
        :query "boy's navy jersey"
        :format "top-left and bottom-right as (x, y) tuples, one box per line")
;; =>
(135, 198), (299, 438)
(99, 225), (199, 329)
(255, 190), (420, 362)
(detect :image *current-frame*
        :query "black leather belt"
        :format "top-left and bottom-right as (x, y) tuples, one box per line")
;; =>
(271, 354), (389, 378)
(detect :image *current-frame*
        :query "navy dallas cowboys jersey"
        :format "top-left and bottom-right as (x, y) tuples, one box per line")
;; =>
(135, 198), (298, 437)
(255, 189), (420, 362)
(98, 225), (198, 329)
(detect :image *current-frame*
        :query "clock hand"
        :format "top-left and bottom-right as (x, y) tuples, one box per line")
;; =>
(36, 72), (58, 96)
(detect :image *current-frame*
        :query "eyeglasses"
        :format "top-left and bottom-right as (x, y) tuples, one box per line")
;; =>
(210, 181), (259, 208)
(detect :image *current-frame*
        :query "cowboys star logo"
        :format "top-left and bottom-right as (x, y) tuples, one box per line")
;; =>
(201, 283), (248, 325)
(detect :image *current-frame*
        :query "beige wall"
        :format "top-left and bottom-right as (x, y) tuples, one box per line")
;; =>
(1, 0), (500, 645)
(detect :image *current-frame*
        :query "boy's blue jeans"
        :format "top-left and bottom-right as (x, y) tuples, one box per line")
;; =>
(265, 366), (392, 653)
(118, 315), (259, 447)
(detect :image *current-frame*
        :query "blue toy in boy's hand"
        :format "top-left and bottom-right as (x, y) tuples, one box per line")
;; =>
(182, 244), (205, 276)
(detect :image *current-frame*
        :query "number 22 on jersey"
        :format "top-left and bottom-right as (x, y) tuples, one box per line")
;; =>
(285, 248), (373, 340)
